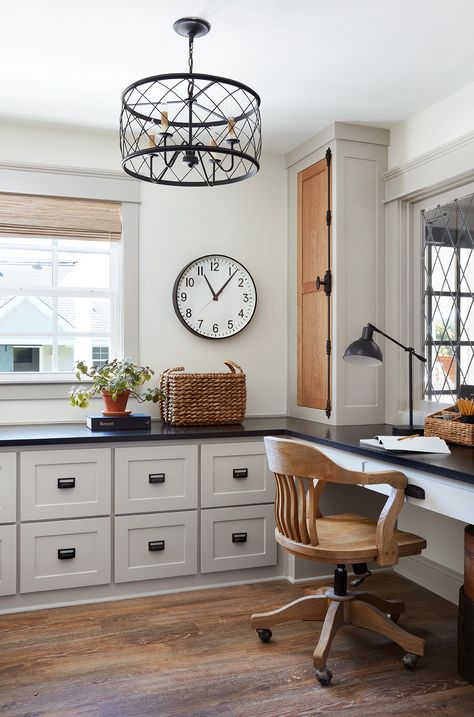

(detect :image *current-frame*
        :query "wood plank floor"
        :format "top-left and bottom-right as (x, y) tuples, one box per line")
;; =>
(1, 573), (473, 717)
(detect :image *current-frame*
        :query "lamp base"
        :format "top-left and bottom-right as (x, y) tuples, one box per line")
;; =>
(392, 425), (425, 436)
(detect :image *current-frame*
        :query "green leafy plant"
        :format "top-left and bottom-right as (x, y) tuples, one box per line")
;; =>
(68, 358), (165, 409)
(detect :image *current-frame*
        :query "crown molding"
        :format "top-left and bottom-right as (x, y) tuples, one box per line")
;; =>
(0, 160), (140, 202)
(0, 159), (132, 182)
(384, 130), (474, 202)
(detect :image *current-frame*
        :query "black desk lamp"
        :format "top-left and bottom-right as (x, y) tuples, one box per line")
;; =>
(343, 323), (427, 435)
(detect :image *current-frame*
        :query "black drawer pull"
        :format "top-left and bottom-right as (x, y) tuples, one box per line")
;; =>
(57, 477), (75, 489)
(232, 532), (247, 543)
(233, 468), (248, 479)
(149, 473), (165, 484)
(405, 484), (425, 500)
(58, 548), (76, 560)
(148, 540), (165, 552)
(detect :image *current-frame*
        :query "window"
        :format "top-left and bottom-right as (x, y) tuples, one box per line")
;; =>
(92, 345), (109, 368)
(0, 194), (122, 380)
(421, 191), (474, 401)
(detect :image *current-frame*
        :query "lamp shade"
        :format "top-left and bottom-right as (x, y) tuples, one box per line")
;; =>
(343, 325), (383, 366)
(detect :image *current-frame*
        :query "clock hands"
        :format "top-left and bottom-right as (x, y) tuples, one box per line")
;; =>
(214, 269), (238, 299)
(203, 273), (218, 300)
(200, 268), (238, 311)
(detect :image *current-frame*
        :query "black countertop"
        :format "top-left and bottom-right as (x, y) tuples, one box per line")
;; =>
(0, 417), (472, 486)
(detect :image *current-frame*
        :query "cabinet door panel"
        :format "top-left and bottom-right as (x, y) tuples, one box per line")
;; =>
(0, 453), (16, 524)
(20, 449), (111, 520)
(20, 517), (111, 593)
(297, 157), (330, 409)
(115, 445), (198, 514)
(115, 512), (197, 582)
(201, 442), (274, 508)
(201, 504), (276, 573)
(0, 524), (16, 596)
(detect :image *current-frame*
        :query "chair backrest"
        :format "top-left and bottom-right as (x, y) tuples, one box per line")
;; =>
(264, 436), (408, 566)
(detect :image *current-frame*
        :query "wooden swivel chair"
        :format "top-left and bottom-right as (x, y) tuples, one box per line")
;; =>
(251, 437), (427, 685)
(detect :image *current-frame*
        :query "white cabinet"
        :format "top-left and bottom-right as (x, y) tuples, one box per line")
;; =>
(200, 441), (276, 574)
(201, 442), (274, 508)
(115, 511), (197, 583)
(2, 437), (278, 609)
(115, 445), (198, 514)
(20, 448), (111, 521)
(20, 517), (111, 593)
(0, 524), (16, 596)
(201, 504), (277, 573)
(0, 453), (16, 524)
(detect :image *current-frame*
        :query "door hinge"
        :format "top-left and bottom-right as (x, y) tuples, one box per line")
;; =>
(325, 399), (332, 419)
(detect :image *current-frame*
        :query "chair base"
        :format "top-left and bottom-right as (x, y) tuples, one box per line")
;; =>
(250, 588), (424, 684)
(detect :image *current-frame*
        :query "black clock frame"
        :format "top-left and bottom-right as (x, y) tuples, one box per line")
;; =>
(172, 254), (257, 340)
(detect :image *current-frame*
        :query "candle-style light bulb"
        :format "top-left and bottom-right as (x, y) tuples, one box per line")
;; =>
(226, 117), (238, 145)
(209, 136), (220, 163)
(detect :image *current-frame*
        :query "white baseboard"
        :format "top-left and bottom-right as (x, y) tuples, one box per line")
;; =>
(395, 555), (462, 605)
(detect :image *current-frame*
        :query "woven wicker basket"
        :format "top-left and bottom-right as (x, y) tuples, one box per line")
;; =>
(424, 407), (474, 447)
(159, 361), (246, 426)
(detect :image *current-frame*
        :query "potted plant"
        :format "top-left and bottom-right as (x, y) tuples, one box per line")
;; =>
(68, 358), (165, 416)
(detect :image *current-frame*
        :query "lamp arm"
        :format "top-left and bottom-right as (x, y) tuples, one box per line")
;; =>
(367, 323), (426, 363)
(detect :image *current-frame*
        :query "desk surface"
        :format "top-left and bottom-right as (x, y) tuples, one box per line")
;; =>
(0, 417), (472, 486)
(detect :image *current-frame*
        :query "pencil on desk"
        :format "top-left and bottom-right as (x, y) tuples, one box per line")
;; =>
(397, 433), (420, 441)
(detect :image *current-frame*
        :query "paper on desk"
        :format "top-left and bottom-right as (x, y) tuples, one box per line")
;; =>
(360, 435), (450, 454)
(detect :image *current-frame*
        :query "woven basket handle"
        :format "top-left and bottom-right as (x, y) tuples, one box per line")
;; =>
(224, 360), (243, 373)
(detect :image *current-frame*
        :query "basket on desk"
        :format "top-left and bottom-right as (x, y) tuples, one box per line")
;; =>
(159, 361), (246, 426)
(424, 407), (474, 447)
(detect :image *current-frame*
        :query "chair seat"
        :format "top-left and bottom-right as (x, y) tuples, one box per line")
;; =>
(276, 513), (427, 564)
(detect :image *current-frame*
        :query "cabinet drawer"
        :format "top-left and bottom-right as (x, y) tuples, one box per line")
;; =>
(20, 449), (111, 521)
(0, 524), (16, 596)
(115, 445), (198, 514)
(201, 504), (277, 573)
(20, 517), (111, 593)
(201, 442), (274, 508)
(0, 453), (16, 524)
(362, 457), (474, 522)
(115, 511), (197, 583)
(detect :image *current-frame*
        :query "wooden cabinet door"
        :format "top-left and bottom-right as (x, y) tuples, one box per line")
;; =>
(297, 157), (330, 409)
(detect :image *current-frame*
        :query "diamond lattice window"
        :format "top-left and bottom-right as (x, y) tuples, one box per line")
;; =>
(422, 192), (474, 400)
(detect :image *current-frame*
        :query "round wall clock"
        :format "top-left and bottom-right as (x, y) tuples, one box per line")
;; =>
(173, 254), (257, 339)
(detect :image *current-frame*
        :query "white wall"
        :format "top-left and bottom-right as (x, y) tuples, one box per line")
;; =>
(389, 81), (474, 168)
(0, 120), (287, 422)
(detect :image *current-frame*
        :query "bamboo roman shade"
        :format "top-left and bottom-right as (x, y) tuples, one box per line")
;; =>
(0, 193), (122, 241)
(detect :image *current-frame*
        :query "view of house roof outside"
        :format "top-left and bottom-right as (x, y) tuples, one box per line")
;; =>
(0, 237), (116, 375)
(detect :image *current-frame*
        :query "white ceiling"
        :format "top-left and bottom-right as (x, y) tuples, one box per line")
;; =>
(2, 0), (474, 154)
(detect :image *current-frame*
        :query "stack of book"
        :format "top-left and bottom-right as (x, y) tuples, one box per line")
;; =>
(86, 414), (151, 431)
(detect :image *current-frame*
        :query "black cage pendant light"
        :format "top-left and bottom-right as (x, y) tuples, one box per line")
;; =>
(119, 17), (262, 187)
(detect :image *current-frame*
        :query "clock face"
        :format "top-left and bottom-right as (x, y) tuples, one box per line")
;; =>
(173, 255), (257, 339)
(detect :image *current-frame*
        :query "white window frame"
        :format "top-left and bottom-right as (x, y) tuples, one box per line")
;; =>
(413, 181), (474, 414)
(0, 161), (139, 401)
(384, 131), (474, 427)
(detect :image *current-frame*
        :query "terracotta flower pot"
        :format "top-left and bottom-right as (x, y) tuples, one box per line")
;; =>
(102, 390), (131, 416)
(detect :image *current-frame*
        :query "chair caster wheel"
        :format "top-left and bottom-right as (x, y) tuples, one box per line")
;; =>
(402, 653), (418, 671)
(388, 613), (400, 623)
(256, 628), (272, 643)
(315, 666), (333, 686)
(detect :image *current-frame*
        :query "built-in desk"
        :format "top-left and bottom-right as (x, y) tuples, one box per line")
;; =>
(0, 418), (471, 612)
(0, 416), (471, 485)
